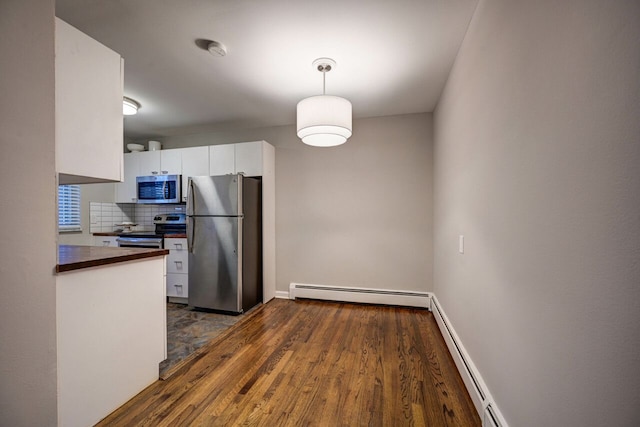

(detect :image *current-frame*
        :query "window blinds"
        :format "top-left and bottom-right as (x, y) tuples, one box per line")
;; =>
(58, 185), (81, 232)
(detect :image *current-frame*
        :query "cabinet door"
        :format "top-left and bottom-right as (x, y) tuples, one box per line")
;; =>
(160, 150), (181, 175)
(138, 151), (161, 176)
(209, 145), (235, 176)
(115, 152), (140, 203)
(55, 18), (124, 184)
(235, 141), (263, 177)
(181, 147), (210, 202)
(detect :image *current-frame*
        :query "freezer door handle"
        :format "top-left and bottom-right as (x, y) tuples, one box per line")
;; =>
(186, 179), (195, 216)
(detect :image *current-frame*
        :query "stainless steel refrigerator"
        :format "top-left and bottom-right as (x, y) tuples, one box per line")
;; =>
(186, 174), (262, 314)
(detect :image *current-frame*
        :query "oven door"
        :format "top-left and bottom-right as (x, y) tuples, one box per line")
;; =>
(116, 237), (163, 249)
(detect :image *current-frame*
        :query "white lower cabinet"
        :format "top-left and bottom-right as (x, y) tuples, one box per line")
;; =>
(166, 273), (188, 297)
(165, 238), (188, 298)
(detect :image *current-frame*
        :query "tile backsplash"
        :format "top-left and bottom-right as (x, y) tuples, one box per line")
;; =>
(90, 202), (185, 233)
(134, 204), (186, 229)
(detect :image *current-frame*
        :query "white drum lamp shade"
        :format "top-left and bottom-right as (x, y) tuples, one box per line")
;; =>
(297, 95), (352, 147)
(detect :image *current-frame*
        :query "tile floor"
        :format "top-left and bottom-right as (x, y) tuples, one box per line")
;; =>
(160, 303), (243, 376)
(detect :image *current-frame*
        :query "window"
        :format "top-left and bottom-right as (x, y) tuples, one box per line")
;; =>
(58, 185), (81, 232)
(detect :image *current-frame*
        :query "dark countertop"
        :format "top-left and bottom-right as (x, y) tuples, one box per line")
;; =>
(92, 232), (187, 238)
(57, 245), (169, 273)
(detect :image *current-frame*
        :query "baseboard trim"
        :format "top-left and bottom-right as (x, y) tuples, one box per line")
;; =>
(275, 290), (290, 300)
(430, 295), (508, 427)
(288, 282), (431, 308)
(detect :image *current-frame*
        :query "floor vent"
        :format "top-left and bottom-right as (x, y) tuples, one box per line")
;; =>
(430, 296), (509, 427)
(289, 283), (431, 309)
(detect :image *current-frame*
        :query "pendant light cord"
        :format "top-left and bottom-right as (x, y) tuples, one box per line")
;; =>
(322, 69), (326, 95)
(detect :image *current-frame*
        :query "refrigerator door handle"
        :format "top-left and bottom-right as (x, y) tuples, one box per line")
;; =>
(187, 216), (196, 253)
(186, 179), (195, 216)
(187, 216), (195, 253)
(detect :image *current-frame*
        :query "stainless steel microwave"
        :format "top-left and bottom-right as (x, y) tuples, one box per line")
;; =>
(136, 175), (181, 204)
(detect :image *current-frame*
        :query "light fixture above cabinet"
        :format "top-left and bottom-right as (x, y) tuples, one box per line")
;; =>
(123, 96), (140, 115)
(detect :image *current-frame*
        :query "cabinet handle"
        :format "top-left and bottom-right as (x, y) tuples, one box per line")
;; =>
(174, 261), (183, 267)
(161, 170), (169, 174)
(174, 243), (182, 249)
(131, 198), (137, 202)
(102, 240), (110, 246)
(152, 171), (158, 175)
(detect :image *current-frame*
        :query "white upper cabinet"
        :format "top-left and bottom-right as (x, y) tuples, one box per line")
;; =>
(235, 141), (264, 177)
(115, 152), (140, 203)
(160, 150), (182, 175)
(55, 18), (124, 185)
(137, 151), (161, 176)
(137, 149), (181, 176)
(209, 144), (235, 176)
(181, 147), (210, 202)
(209, 141), (265, 177)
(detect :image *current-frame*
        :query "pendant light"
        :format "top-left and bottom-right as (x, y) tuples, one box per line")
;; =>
(297, 58), (352, 147)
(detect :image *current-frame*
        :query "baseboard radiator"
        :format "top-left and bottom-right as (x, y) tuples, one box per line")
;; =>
(289, 283), (431, 309)
(430, 296), (508, 427)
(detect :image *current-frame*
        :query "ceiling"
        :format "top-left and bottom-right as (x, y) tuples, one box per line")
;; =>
(56, 0), (478, 139)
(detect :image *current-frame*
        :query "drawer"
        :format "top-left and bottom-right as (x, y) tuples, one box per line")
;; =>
(167, 249), (188, 273)
(166, 273), (188, 297)
(93, 236), (118, 247)
(165, 238), (187, 252)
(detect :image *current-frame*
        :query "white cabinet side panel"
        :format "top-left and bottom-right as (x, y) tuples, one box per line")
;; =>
(262, 142), (276, 302)
(56, 258), (166, 427)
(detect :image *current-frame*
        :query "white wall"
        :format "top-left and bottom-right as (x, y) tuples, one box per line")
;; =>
(0, 0), (58, 425)
(434, 1), (640, 426)
(158, 113), (434, 293)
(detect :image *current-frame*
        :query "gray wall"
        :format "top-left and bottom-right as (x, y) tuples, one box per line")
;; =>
(0, 0), (58, 425)
(159, 113), (434, 293)
(433, 0), (640, 425)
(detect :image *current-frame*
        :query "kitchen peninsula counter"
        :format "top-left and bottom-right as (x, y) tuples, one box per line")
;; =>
(56, 244), (167, 426)
(56, 244), (168, 273)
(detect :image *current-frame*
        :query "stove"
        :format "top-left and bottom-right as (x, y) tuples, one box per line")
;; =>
(116, 213), (186, 249)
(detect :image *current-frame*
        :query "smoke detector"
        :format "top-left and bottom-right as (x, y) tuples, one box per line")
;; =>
(207, 41), (227, 57)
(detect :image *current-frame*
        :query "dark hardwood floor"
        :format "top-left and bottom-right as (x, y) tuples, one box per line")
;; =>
(98, 298), (480, 426)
